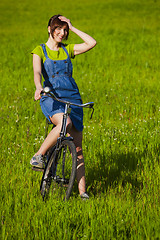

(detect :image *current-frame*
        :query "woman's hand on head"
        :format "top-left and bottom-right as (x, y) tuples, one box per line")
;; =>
(58, 16), (73, 30)
(34, 88), (43, 101)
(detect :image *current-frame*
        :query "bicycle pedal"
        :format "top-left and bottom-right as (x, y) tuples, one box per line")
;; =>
(32, 166), (44, 172)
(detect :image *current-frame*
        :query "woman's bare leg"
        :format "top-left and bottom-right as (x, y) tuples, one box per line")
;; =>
(68, 126), (86, 195)
(35, 113), (72, 156)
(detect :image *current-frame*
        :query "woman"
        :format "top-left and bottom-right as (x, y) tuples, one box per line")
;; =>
(30, 15), (96, 199)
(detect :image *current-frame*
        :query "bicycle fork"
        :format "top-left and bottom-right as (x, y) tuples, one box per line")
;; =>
(53, 145), (68, 184)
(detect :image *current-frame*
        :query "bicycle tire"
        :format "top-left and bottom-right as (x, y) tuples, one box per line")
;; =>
(40, 139), (77, 201)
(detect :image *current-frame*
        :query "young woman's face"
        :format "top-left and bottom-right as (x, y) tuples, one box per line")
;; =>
(53, 26), (68, 42)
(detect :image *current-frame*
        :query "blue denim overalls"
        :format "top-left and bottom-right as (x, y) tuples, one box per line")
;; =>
(40, 44), (83, 132)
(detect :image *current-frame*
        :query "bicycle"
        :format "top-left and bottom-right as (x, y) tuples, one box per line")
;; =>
(35, 86), (94, 201)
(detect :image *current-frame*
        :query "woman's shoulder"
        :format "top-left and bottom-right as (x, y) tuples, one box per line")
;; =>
(31, 45), (44, 59)
(61, 43), (75, 59)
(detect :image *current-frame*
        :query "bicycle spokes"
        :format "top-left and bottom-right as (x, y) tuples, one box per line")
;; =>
(40, 140), (77, 201)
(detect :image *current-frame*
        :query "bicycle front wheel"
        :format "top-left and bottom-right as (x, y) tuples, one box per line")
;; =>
(40, 139), (77, 201)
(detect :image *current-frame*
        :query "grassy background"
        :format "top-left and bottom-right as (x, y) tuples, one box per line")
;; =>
(0, 0), (160, 239)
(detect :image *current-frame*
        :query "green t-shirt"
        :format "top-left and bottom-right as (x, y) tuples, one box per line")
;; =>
(31, 43), (75, 62)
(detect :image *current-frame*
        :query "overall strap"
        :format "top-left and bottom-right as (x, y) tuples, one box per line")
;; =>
(61, 44), (70, 58)
(40, 44), (48, 59)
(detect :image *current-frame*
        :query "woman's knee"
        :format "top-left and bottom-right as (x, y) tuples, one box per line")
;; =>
(50, 113), (63, 126)
(50, 113), (72, 128)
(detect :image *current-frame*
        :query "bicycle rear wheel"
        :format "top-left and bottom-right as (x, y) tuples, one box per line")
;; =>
(40, 139), (77, 201)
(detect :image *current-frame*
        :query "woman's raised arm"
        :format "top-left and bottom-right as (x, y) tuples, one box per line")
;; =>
(58, 16), (96, 55)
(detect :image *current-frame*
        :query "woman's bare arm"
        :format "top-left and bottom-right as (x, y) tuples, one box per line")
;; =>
(33, 54), (43, 100)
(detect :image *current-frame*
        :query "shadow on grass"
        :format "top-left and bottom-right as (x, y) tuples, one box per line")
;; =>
(86, 149), (145, 197)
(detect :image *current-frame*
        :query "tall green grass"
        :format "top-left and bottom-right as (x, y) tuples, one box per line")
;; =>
(0, 0), (160, 239)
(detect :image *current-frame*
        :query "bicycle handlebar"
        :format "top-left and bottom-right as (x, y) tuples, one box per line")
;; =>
(41, 87), (94, 109)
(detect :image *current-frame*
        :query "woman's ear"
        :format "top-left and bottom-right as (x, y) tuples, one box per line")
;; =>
(48, 26), (51, 34)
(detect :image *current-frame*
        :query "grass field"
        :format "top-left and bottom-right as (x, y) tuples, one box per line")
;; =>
(0, 0), (160, 239)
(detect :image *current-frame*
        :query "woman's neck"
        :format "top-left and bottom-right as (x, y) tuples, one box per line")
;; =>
(46, 38), (60, 51)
